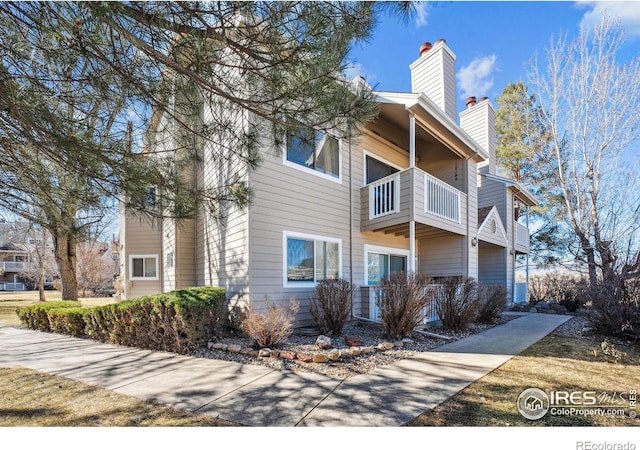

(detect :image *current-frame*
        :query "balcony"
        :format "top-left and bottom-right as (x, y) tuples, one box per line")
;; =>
(362, 167), (467, 236)
(1, 282), (27, 291)
(515, 222), (530, 254)
(2, 261), (25, 272)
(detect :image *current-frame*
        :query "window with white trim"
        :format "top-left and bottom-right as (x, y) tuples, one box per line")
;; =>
(130, 255), (159, 280)
(285, 128), (340, 180)
(284, 232), (341, 287)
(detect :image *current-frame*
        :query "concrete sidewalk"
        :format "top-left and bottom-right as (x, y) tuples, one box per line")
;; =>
(0, 313), (571, 426)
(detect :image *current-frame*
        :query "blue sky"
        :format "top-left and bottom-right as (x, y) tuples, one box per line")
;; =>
(347, 1), (640, 112)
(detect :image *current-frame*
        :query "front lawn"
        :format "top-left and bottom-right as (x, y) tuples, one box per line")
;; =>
(407, 324), (640, 426)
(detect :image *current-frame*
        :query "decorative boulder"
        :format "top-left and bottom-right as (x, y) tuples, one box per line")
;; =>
(327, 349), (341, 361)
(315, 335), (332, 349)
(344, 335), (363, 347)
(313, 353), (329, 363)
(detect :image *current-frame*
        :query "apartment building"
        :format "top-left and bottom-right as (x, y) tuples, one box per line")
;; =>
(119, 39), (536, 325)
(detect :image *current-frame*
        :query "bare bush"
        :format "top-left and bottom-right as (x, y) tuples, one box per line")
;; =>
(528, 272), (588, 312)
(435, 277), (479, 332)
(477, 284), (508, 324)
(584, 277), (640, 341)
(377, 272), (436, 340)
(311, 279), (353, 337)
(240, 298), (300, 348)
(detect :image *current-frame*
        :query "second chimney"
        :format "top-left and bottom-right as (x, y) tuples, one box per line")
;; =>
(460, 96), (496, 175)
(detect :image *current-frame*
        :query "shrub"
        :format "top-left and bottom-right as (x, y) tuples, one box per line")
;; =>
(528, 272), (588, 312)
(16, 301), (81, 332)
(377, 272), (436, 340)
(19, 287), (226, 354)
(435, 277), (479, 332)
(101, 287), (226, 353)
(240, 298), (299, 348)
(47, 308), (87, 337)
(476, 284), (508, 324)
(310, 279), (353, 337)
(584, 277), (640, 341)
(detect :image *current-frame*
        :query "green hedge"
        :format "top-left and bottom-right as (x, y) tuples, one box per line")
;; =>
(17, 287), (226, 354)
(16, 301), (81, 332)
(48, 307), (87, 337)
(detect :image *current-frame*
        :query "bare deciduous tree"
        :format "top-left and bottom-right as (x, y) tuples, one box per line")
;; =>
(530, 12), (640, 288)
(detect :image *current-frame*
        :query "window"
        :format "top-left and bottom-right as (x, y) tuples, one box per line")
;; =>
(285, 128), (340, 180)
(365, 154), (400, 184)
(131, 186), (158, 210)
(130, 255), (159, 280)
(284, 231), (341, 287)
(365, 245), (409, 286)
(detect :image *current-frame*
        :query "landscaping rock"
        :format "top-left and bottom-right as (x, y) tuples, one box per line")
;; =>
(240, 347), (253, 354)
(315, 335), (332, 349)
(297, 352), (313, 363)
(402, 338), (414, 345)
(279, 350), (297, 360)
(313, 353), (329, 363)
(339, 348), (353, 358)
(258, 348), (272, 357)
(393, 341), (404, 348)
(212, 342), (225, 350)
(249, 350), (260, 357)
(350, 347), (361, 356)
(377, 342), (394, 351)
(327, 349), (341, 361)
(227, 344), (242, 353)
(207, 341), (215, 350)
(529, 307), (538, 313)
(344, 335), (363, 347)
(361, 346), (374, 354)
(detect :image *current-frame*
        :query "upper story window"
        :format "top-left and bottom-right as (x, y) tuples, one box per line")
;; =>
(285, 128), (340, 180)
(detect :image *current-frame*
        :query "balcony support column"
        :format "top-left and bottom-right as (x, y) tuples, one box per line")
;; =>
(409, 112), (416, 169)
(409, 220), (416, 273)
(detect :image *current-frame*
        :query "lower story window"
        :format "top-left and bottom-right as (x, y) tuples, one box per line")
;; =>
(130, 255), (159, 280)
(284, 232), (341, 286)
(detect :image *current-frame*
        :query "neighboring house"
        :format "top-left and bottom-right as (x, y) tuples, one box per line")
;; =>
(119, 39), (537, 325)
(0, 221), (51, 291)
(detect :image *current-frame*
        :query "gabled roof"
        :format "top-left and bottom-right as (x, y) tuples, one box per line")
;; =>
(477, 205), (508, 248)
(483, 173), (539, 207)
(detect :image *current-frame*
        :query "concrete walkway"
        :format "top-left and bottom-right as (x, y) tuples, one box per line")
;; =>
(0, 313), (571, 426)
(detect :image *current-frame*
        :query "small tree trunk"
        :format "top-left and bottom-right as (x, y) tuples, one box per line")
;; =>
(52, 231), (78, 301)
(38, 274), (46, 302)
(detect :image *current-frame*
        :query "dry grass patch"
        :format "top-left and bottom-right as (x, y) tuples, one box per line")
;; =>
(407, 333), (640, 426)
(0, 367), (239, 426)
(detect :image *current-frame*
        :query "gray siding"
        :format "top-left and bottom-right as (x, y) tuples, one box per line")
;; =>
(478, 245), (507, 286)
(418, 234), (465, 277)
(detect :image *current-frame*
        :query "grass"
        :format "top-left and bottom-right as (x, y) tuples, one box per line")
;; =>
(407, 327), (640, 426)
(0, 367), (239, 426)
(0, 290), (116, 327)
(0, 290), (241, 427)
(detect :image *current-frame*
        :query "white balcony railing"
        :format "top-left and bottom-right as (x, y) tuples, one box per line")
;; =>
(516, 222), (529, 248)
(424, 172), (461, 223)
(2, 282), (26, 291)
(369, 173), (400, 219)
(2, 261), (25, 272)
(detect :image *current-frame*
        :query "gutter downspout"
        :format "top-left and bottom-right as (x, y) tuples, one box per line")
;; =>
(348, 124), (355, 321)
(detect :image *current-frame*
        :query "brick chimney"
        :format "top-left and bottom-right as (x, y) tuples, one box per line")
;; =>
(459, 96), (496, 174)
(410, 39), (457, 122)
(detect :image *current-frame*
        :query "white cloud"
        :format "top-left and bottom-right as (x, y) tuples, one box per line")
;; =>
(576, 1), (640, 38)
(414, 2), (429, 28)
(456, 54), (498, 100)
